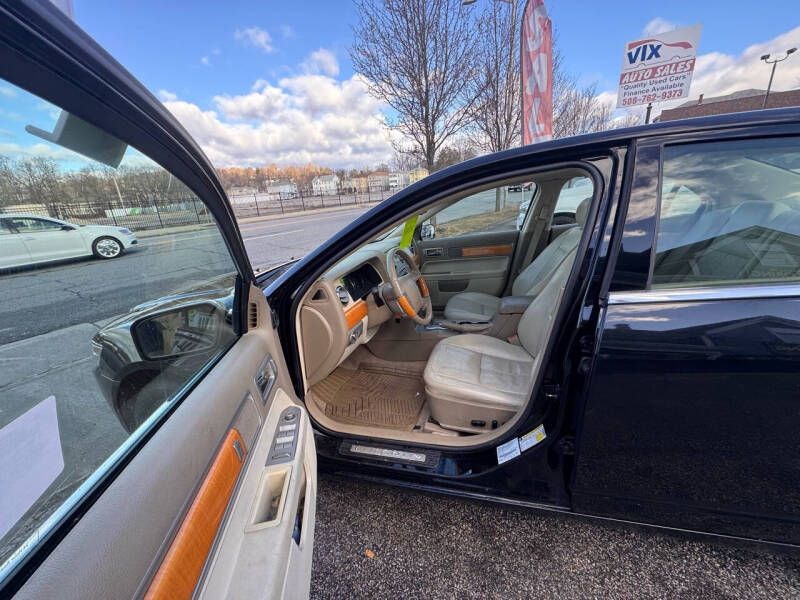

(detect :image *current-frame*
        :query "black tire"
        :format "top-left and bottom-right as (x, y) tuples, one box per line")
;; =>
(92, 236), (123, 259)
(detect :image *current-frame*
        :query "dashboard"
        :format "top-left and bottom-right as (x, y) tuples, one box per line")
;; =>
(341, 263), (382, 301)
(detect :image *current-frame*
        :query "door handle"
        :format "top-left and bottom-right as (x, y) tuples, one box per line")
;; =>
(424, 247), (444, 257)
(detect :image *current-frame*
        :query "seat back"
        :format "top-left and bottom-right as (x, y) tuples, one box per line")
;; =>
(511, 197), (590, 297)
(517, 247), (576, 358)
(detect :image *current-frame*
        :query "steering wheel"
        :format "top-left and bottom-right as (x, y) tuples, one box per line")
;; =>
(385, 247), (433, 325)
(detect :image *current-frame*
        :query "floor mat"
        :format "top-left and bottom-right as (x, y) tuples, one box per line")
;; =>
(310, 367), (425, 429)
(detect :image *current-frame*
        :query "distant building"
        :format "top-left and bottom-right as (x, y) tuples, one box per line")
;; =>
(367, 172), (389, 192)
(228, 185), (258, 196)
(267, 180), (298, 197)
(658, 88), (800, 121)
(409, 167), (429, 183)
(388, 172), (410, 190)
(311, 174), (340, 196)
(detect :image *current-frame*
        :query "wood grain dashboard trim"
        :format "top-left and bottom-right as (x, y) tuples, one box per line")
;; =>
(461, 244), (513, 257)
(144, 428), (246, 600)
(344, 299), (367, 329)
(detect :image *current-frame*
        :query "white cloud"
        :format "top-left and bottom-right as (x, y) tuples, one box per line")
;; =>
(160, 51), (393, 168)
(301, 48), (339, 77)
(0, 141), (85, 161)
(200, 56), (210, 66)
(280, 25), (295, 39)
(158, 89), (178, 102)
(0, 85), (17, 99)
(234, 27), (274, 53)
(642, 17), (678, 36)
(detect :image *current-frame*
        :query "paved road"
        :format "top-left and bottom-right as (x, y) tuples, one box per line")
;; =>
(0, 207), (368, 345)
(312, 475), (800, 600)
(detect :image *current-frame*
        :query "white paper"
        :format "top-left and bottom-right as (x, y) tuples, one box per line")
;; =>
(496, 438), (521, 464)
(519, 424), (547, 452)
(0, 396), (64, 538)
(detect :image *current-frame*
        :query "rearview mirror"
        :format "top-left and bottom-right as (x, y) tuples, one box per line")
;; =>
(131, 302), (223, 360)
(26, 110), (128, 168)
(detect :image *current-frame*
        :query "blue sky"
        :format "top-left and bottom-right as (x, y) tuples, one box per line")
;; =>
(4, 1), (800, 170)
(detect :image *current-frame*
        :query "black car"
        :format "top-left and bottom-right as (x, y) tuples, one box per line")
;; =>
(3, 2), (800, 599)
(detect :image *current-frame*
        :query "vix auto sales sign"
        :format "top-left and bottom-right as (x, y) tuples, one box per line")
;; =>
(617, 24), (702, 108)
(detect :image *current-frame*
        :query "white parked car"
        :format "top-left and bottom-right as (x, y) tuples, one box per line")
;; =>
(0, 214), (138, 269)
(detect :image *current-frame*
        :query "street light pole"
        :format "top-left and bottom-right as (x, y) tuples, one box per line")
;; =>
(760, 48), (797, 109)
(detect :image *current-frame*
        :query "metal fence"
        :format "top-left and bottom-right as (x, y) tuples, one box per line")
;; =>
(1, 188), (393, 232)
(228, 189), (390, 219)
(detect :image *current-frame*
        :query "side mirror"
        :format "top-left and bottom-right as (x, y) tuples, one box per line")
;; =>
(61, 225), (76, 231)
(131, 302), (223, 361)
(420, 223), (435, 241)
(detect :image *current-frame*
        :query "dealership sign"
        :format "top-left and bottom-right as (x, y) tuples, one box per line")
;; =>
(616, 24), (702, 108)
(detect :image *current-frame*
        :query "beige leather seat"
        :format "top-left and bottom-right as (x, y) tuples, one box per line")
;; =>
(443, 198), (590, 322)
(424, 250), (575, 433)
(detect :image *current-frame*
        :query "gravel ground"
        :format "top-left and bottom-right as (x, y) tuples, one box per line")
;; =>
(311, 474), (800, 600)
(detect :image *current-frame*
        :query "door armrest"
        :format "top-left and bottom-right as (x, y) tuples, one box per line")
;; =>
(497, 296), (534, 315)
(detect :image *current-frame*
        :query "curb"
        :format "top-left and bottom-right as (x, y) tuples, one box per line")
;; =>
(237, 201), (381, 225)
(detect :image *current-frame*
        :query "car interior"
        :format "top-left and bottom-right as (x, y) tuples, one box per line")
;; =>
(294, 167), (594, 446)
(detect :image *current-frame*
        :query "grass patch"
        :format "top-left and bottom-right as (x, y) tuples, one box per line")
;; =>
(434, 206), (519, 238)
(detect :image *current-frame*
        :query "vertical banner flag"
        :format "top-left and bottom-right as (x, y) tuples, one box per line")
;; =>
(521, 0), (553, 145)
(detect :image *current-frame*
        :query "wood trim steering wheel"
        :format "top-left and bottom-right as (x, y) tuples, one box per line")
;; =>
(386, 247), (433, 325)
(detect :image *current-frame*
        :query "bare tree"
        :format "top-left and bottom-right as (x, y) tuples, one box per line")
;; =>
(467, 0), (521, 154)
(552, 53), (640, 137)
(351, 0), (483, 172)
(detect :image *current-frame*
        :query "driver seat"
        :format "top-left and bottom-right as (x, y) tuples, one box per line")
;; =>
(423, 250), (574, 433)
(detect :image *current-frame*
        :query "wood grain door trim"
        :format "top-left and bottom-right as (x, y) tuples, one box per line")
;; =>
(144, 428), (246, 600)
(344, 299), (367, 329)
(461, 243), (513, 257)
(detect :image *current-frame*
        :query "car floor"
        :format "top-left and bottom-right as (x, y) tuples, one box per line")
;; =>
(310, 473), (800, 600)
(309, 364), (426, 429)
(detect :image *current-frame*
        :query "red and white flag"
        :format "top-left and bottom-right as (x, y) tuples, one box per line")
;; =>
(521, 0), (553, 144)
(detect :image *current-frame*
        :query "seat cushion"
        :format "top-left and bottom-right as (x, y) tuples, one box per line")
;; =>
(424, 333), (536, 432)
(442, 292), (501, 322)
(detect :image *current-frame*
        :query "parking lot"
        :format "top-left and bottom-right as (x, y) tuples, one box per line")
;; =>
(312, 475), (800, 600)
(2, 197), (799, 596)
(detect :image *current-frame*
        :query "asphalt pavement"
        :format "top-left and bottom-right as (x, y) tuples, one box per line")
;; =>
(0, 207), (367, 345)
(311, 475), (800, 600)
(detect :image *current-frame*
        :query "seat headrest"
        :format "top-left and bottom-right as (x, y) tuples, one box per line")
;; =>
(575, 197), (591, 227)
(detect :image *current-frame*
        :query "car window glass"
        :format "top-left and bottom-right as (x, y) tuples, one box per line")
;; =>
(0, 78), (239, 573)
(653, 138), (800, 288)
(9, 218), (62, 232)
(422, 182), (533, 239)
(554, 177), (592, 215)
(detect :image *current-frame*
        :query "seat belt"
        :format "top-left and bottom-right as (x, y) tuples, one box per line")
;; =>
(515, 211), (549, 280)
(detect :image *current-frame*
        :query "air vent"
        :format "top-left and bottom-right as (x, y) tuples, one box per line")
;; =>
(248, 302), (258, 329)
(335, 285), (350, 305)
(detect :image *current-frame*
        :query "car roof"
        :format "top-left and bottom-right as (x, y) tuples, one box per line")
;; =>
(1, 214), (64, 221)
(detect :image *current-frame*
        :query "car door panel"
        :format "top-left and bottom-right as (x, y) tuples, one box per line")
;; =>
(13, 286), (316, 600)
(22, 231), (86, 262)
(417, 230), (518, 309)
(0, 231), (31, 268)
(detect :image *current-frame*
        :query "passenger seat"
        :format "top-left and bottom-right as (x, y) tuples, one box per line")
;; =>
(443, 198), (590, 322)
